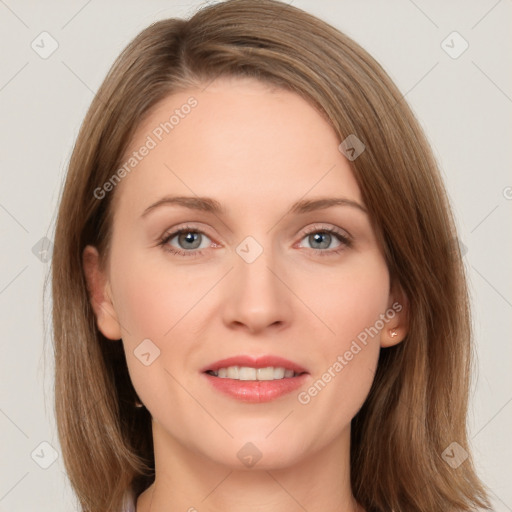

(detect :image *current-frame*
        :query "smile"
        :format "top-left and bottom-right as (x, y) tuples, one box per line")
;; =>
(201, 355), (310, 402)
(206, 366), (303, 380)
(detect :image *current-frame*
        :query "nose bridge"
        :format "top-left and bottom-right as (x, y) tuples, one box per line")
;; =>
(223, 234), (291, 331)
(235, 233), (282, 301)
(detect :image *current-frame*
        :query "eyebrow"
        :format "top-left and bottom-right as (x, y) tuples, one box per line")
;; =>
(141, 195), (368, 218)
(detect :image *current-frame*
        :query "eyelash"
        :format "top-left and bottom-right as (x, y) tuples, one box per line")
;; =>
(158, 223), (352, 258)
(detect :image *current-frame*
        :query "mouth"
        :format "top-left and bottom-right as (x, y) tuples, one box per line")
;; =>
(201, 355), (309, 402)
(205, 366), (305, 380)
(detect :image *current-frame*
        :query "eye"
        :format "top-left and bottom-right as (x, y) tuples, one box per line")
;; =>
(298, 224), (352, 256)
(159, 225), (213, 257)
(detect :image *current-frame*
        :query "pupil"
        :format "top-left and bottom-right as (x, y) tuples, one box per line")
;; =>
(311, 232), (330, 249)
(180, 232), (201, 249)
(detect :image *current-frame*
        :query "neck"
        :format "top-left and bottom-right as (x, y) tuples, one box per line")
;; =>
(136, 421), (363, 512)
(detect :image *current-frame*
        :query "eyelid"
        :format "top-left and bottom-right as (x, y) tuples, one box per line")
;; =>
(299, 222), (352, 241)
(159, 223), (217, 242)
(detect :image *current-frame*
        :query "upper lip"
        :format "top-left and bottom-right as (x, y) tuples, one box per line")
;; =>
(201, 355), (309, 374)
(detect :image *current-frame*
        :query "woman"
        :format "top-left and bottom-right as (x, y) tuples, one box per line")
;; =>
(51, 1), (492, 511)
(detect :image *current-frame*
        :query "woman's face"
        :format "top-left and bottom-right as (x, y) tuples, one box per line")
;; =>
(85, 76), (406, 470)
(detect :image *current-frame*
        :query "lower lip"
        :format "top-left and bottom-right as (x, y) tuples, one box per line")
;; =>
(203, 372), (309, 403)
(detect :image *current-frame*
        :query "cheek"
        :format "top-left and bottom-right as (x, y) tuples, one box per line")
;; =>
(110, 251), (201, 341)
(109, 247), (216, 386)
(298, 252), (390, 346)
(111, 258), (190, 413)
(293, 253), (389, 425)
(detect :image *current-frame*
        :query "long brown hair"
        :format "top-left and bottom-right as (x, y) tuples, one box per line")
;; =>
(50, 1), (492, 510)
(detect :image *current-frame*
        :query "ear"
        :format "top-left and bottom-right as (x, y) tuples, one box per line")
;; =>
(380, 281), (409, 348)
(82, 245), (122, 340)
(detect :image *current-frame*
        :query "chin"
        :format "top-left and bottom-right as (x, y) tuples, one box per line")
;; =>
(202, 436), (308, 471)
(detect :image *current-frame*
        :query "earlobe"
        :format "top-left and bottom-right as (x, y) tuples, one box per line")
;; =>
(381, 326), (405, 348)
(82, 245), (122, 340)
(381, 284), (409, 348)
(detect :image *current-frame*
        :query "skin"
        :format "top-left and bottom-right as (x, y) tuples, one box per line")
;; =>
(83, 76), (408, 512)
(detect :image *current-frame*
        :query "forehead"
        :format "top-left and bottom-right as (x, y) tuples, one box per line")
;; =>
(111, 76), (362, 219)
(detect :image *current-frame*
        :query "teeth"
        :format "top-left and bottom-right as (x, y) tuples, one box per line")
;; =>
(239, 367), (257, 380)
(257, 367), (274, 380)
(273, 367), (285, 379)
(209, 366), (300, 380)
(227, 366), (239, 379)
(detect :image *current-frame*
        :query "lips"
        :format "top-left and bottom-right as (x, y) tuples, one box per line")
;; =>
(201, 355), (310, 403)
(201, 355), (308, 375)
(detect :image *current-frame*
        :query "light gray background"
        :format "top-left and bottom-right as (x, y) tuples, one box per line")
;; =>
(0, 1), (511, 510)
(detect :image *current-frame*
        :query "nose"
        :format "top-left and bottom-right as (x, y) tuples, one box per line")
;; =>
(221, 242), (293, 335)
